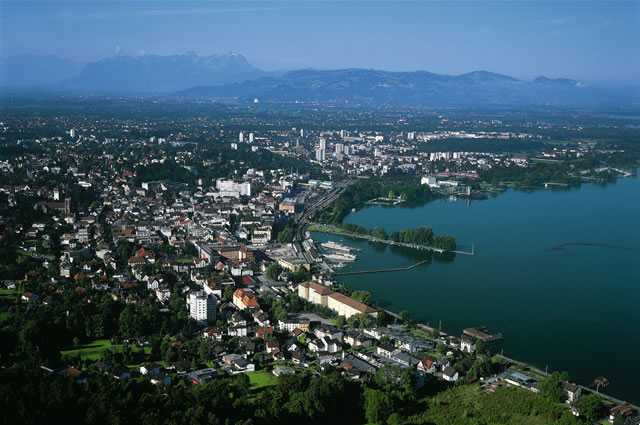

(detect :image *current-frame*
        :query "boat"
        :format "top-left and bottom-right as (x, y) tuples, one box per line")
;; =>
(324, 252), (357, 262)
(321, 241), (352, 252)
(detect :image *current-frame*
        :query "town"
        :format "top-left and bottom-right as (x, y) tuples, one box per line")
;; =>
(1, 101), (638, 425)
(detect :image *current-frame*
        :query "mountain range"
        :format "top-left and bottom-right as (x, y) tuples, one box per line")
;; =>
(1, 52), (637, 106)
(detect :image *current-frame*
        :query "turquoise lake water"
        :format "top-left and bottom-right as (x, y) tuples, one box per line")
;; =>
(312, 176), (640, 402)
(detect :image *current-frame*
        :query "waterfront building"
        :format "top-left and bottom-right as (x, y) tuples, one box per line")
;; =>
(298, 281), (377, 319)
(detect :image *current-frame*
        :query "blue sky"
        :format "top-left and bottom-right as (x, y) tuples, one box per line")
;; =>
(1, 0), (639, 84)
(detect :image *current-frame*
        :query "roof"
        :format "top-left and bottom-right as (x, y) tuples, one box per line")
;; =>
(377, 343), (395, 353)
(299, 281), (333, 296)
(329, 292), (377, 314)
(443, 367), (457, 377)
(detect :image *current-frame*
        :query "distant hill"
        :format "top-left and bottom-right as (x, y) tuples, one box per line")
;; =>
(1, 52), (636, 105)
(0, 55), (84, 87)
(62, 52), (271, 93)
(178, 68), (624, 106)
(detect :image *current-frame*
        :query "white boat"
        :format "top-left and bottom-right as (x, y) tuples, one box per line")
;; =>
(324, 253), (357, 262)
(321, 241), (353, 252)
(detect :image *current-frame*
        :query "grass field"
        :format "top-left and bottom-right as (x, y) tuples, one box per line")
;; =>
(61, 339), (151, 361)
(247, 371), (277, 390)
(0, 288), (20, 297)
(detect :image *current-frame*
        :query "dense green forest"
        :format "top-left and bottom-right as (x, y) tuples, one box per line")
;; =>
(0, 364), (586, 425)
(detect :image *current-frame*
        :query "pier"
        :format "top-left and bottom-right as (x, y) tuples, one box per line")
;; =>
(463, 326), (505, 343)
(309, 222), (475, 256)
(333, 259), (428, 276)
(366, 197), (405, 206)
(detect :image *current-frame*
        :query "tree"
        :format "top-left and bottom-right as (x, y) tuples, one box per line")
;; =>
(266, 263), (282, 281)
(364, 388), (393, 425)
(576, 393), (602, 422)
(475, 339), (489, 356)
(376, 310), (392, 327)
(553, 411), (584, 425)
(223, 285), (235, 300)
(538, 371), (569, 403)
(234, 373), (251, 396)
(351, 290), (373, 305)
(387, 413), (405, 425)
(369, 226), (388, 240)
(434, 236), (456, 251)
(387, 190), (395, 199)
(399, 310), (411, 324)
(277, 226), (295, 244)
(335, 316), (346, 329)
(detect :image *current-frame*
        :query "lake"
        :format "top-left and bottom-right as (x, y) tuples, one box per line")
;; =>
(312, 176), (640, 402)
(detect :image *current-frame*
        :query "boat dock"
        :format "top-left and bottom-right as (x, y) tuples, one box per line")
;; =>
(333, 259), (428, 276)
(463, 326), (505, 343)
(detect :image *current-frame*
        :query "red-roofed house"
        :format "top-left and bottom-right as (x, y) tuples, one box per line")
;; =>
(233, 288), (260, 310)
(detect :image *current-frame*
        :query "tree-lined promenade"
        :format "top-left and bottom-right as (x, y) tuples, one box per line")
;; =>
(308, 223), (461, 254)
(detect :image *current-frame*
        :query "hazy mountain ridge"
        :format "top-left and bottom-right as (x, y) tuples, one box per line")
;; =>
(0, 55), (85, 87)
(63, 52), (271, 93)
(1, 53), (635, 105)
(179, 68), (624, 106)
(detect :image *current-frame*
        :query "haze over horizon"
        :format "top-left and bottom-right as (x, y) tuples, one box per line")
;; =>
(1, 0), (639, 86)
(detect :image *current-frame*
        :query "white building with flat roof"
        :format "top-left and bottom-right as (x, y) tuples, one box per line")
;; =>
(216, 179), (251, 197)
(188, 291), (216, 326)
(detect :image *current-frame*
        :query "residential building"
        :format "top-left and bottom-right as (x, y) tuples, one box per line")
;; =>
(187, 291), (216, 326)
(233, 288), (259, 310)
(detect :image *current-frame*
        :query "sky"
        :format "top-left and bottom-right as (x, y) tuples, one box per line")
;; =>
(1, 0), (639, 85)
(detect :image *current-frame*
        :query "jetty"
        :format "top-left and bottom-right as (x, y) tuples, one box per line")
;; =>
(309, 222), (475, 256)
(333, 259), (428, 276)
(366, 197), (404, 206)
(463, 326), (505, 343)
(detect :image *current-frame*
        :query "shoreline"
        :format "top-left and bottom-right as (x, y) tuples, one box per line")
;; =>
(309, 174), (640, 405)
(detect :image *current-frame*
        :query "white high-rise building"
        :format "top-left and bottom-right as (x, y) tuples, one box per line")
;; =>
(335, 143), (344, 154)
(230, 143), (238, 150)
(300, 129), (307, 137)
(407, 132), (415, 140)
(216, 179), (252, 197)
(319, 138), (326, 150)
(188, 291), (216, 326)
(69, 129), (76, 138)
(315, 148), (326, 162)
(248, 132), (254, 143)
(239, 132), (244, 142)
